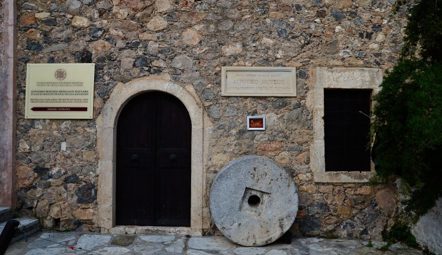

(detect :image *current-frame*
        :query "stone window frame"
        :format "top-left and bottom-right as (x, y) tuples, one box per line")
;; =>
(96, 77), (209, 234)
(311, 67), (382, 183)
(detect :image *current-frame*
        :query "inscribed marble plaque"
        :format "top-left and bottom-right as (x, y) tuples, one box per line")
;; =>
(221, 67), (296, 96)
(25, 63), (95, 119)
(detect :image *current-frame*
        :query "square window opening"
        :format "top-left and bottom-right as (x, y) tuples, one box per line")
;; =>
(324, 88), (372, 172)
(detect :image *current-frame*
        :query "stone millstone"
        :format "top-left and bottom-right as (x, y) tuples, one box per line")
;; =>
(210, 155), (298, 246)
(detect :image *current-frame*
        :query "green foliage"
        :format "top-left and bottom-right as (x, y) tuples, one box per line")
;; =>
(402, 0), (442, 63)
(382, 222), (419, 248)
(368, 174), (388, 185)
(373, 61), (442, 215)
(372, 0), (442, 216)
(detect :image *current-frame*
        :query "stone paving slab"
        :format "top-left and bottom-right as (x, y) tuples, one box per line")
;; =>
(5, 232), (423, 255)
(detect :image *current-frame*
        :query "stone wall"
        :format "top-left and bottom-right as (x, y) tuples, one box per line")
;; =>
(15, 0), (408, 239)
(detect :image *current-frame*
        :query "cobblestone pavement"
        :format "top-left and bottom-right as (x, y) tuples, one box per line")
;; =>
(6, 232), (422, 255)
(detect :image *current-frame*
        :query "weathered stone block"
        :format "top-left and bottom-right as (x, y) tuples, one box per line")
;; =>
(71, 16), (90, 28)
(210, 156), (298, 246)
(73, 208), (94, 220)
(75, 183), (97, 204)
(375, 187), (397, 216)
(412, 197), (442, 254)
(182, 28), (202, 46)
(16, 165), (37, 188)
(146, 16), (168, 31)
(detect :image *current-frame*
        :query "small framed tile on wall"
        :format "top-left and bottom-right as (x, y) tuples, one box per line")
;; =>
(247, 115), (266, 131)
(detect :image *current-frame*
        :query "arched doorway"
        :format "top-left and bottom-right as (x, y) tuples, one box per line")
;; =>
(97, 77), (207, 234)
(116, 91), (191, 226)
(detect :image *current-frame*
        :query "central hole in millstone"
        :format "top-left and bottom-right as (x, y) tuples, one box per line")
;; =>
(248, 195), (261, 207)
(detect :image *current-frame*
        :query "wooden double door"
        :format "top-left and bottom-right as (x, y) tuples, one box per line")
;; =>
(116, 91), (191, 226)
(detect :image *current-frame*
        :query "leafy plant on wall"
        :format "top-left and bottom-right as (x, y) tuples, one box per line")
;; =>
(372, 0), (442, 218)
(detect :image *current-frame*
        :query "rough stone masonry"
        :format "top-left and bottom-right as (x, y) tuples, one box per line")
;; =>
(13, 0), (408, 240)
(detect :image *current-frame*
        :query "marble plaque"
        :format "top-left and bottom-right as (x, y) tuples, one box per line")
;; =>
(25, 63), (95, 119)
(221, 67), (296, 97)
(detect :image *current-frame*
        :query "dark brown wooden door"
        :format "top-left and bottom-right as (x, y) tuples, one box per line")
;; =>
(116, 91), (191, 226)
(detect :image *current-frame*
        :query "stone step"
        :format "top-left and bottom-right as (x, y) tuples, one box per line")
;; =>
(0, 217), (40, 242)
(0, 207), (13, 223)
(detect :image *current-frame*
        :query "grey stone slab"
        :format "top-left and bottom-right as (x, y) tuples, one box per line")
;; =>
(131, 242), (164, 255)
(75, 234), (112, 251)
(210, 156), (298, 246)
(292, 238), (321, 246)
(27, 239), (62, 249)
(4, 234), (40, 255)
(138, 235), (176, 243)
(27, 232), (78, 249)
(150, 253), (181, 255)
(308, 244), (346, 255)
(305, 239), (376, 255)
(290, 247), (311, 255)
(165, 238), (185, 253)
(188, 237), (236, 251)
(233, 247), (267, 255)
(187, 250), (219, 255)
(40, 232), (78, 242)
(361, 240), (387, 250)
(111, 235), (136, 246)
(412, 197), (442, 255)
(349, 247), (385, 255)
(385, 242), (422, 255)
(18, 218), (38, 227)
(7, 234), (424, 255)
(265, 250), (288, 255)
(316, 239), (362, 251)
(24, 247), (83, 255)
(90, 246), (131, 254)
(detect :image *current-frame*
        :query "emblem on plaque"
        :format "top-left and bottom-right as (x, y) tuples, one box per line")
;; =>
(54, 69), (67, 81)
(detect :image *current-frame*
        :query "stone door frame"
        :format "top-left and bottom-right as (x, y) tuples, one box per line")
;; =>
(0, 0), (17, 207)
(97, 77), (207, 234)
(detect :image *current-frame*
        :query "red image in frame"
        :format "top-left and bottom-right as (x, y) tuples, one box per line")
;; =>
(247, 116), (266, 130)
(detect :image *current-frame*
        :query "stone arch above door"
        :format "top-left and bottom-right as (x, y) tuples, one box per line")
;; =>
(96, 77), (207, 234)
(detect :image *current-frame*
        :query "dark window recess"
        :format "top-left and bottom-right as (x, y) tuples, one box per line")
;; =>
(324, 89), (372, 171)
